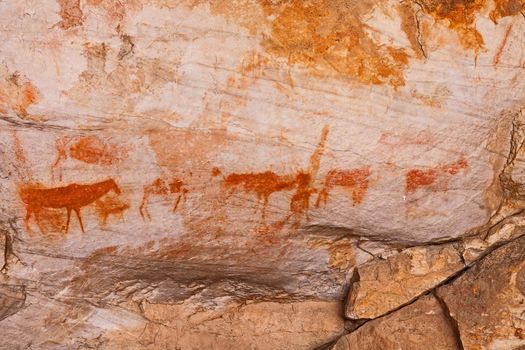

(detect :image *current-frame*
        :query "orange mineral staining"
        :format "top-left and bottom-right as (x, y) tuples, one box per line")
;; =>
(19, 179), (121, 234)
(0, 70), (40, 118)
(417, 0), (486, 51)
(139, 178), (188, 220)
(315, 167), (371, 207)
(258, 0), (410, 87)
(55, 0), (84, 29)
(490, 0), (524, 23)
(405, 158), (468, 194)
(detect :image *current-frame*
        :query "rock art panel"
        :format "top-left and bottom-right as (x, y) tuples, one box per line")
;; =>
(0, 0), (524, 348)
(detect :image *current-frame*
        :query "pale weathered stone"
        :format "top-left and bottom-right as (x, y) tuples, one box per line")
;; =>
(333, 295), (460, 350)
(0, 284), (25, 322)
(346, 244), (464, 319)
(0, 0), (525, 347)
(437, 234), (525, 350)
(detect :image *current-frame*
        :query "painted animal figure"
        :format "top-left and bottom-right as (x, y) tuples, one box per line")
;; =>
(222, 125), (330, 224)
(405, 159), (468, 195)
(315, 167), (371, 207)
(95, 197), (130, 225)
(223, 171), (297, 220)
(51, 136), (127, 181)
(139, 178), (188, 220)
(19, 179), (121, 233)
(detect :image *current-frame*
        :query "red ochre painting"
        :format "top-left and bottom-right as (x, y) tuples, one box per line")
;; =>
(15, 127), (470, 235)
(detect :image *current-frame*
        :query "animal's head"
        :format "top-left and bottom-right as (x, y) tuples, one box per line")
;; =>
(169, 179), (183, 193)
(108, 179), (121, 194)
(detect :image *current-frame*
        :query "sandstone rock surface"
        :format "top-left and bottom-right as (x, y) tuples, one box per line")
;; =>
(437, 234), (525, 350)
(346, 243), (465, 319)
(333, 295), (460, 350)
(0, 0), (525, 348)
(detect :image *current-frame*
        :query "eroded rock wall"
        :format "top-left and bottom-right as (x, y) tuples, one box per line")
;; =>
(0, 0), (525, 349)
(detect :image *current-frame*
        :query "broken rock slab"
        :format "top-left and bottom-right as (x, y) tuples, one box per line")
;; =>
(0, 284), (25, 322)
(437, 234), (525, 350)
(332, 294), (460, 350)
(345, 243), (464, 319)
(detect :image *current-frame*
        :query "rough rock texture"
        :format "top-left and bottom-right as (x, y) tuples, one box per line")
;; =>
(437, 234), (525, 350)
(346, 244), (465, 319)
(333, 295), (460, 350)
(0, 0), (525, 348)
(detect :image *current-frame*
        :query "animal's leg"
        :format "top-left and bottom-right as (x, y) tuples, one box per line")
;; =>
(102, 213), (108, 226)
(24, 208), (32, 234)
(139, 191), (150, 220)
(65, 208), (72, 233)
(33, 210), (46, 234)
(262, 196), (269, 222)
(304, 195), (311, 221)
(74, 208), (85, 233)
(172, 194), (182, 212)
(315, 187), (329, 208)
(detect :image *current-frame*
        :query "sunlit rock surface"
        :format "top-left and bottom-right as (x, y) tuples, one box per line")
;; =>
(1, 0), (525, 348)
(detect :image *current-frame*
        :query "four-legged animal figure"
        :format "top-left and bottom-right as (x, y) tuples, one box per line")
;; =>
(19, 179), (121, 233)
(139, 178), (188, 220)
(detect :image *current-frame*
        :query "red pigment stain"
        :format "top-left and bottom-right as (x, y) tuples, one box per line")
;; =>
(493, 23), (513, 65)
(51, 136), (128, 181)
(69, 136), (127, 165)
(139, 178), (188, 220)
(19, 179), (121, 234)
(379, 130), (434, 147)
(0, 72), (40, 117)
(55, 0), (84, 29)
(211, 167), (222, 176)
(405, 158), (468, 194)
(316, 167), (371, 207)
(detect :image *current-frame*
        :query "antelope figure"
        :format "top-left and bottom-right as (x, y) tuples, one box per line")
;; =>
(222, 125), (330, 223)
(222, 171), (297, 220)
(405, 159), (468, 195)
(95, 197), (130, 226)
(19, 179), (121, 233)
(315, 167), (371, 207)
(139, 178), (188, 220)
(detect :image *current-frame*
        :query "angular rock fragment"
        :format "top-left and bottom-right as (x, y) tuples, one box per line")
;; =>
(0, 284), (25, 321)
(333, 295), (460, 349)
(437, 234), (525, 349)
(346, 244), (464, 319)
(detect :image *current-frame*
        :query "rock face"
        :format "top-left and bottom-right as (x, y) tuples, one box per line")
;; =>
(333, 295), (460, 350)
(346, 244), (465, 319)
(437, 234), (525, 350)
(0, 0), (525, 348)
